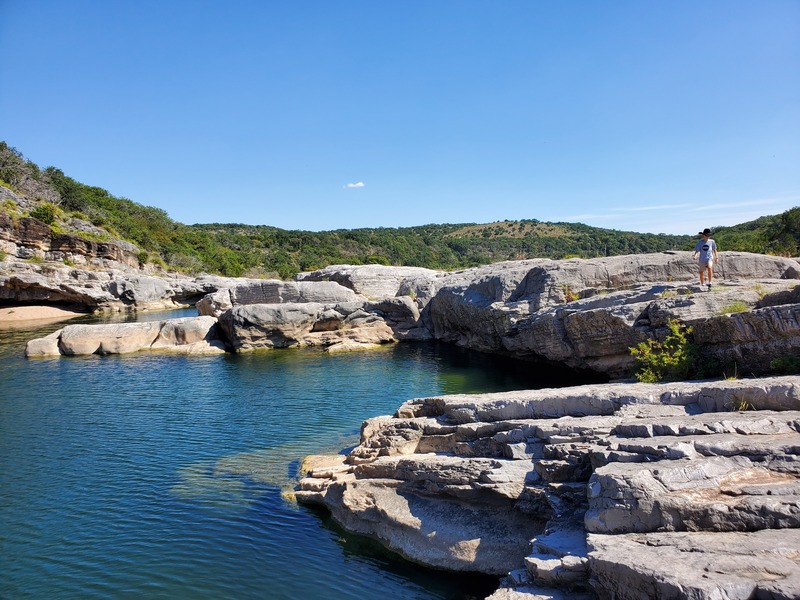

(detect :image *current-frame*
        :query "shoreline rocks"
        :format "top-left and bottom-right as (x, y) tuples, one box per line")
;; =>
(16, 251), (800, 371)
(25, 316), (226, 356)
(295, 377), (800, 598)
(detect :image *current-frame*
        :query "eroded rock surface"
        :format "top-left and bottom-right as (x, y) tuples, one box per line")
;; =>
(295, 377), (800, 599)
(12, 252), (800, 371)
(296, 264), (441, 299)
(588, 529), (800, 600)
(0, 212), (140, 268)
(417, 252), (800, 377)
(196, 279), (365, 317)
(0, 261), (230, 311)
(25, 316), (226, 356)
(217, 302), (397, 351)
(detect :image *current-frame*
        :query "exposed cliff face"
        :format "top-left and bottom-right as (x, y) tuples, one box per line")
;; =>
(0, 211), (141, 269)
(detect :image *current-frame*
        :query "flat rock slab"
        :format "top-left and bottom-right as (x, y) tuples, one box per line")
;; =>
(322, 478), (546, 575)
(586, 455), (800, 534)
(613, 409), (800, 438)
(397, 377), (800, 423)
(588, 529), (800, 600)
(296, 376), (800, 595)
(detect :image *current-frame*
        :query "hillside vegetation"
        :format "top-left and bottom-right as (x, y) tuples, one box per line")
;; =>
(1, 141), (798, 278)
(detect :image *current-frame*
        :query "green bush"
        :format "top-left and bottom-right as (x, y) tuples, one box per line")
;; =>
(770, 355), (800, 374)
(30, 203), (58, 225)
(630, 320), (699, 382)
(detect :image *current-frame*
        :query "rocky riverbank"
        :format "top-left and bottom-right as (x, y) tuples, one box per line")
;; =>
(18, 252), (800, 379)
(295, 377), (800, 599)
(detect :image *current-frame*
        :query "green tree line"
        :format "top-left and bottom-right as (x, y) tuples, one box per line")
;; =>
(1, 141), (798, 278)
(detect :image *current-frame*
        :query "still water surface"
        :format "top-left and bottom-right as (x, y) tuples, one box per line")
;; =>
(0, 309), (571, 599)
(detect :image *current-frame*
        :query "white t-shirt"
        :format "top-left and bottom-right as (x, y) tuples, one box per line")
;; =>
(694, 238), (716, 262)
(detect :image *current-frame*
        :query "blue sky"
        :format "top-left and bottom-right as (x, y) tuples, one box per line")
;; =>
(1, 1), (798, 234)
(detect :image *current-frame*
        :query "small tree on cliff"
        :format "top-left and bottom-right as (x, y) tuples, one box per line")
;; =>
(630, 320), (699, 383)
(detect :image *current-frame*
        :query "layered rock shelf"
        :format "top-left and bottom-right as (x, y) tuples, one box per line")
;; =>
(295, 377), (800, 599)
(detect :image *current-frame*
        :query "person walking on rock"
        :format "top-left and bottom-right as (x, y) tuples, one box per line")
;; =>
(692, 228), (718, 290)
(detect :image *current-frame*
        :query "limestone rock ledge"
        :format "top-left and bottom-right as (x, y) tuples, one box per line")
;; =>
(25, 316), (226, 356)
(0, 260), (232, 312)
(294, 376), (800, 599)
(10, 252), (800, 371)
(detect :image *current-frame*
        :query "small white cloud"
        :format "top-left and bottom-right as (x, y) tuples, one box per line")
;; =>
(344, 182), (365, 189)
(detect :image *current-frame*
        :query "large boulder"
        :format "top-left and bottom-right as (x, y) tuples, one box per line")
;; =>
(421, 252), (800, 377)
(217, 302), (396, 351)
(196, 279), (364, 317)
(25, 316), (225, 356)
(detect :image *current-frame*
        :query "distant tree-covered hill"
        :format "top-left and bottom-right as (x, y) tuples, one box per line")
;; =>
(190, 221), (692, 278)
(1, 141), (797, 278)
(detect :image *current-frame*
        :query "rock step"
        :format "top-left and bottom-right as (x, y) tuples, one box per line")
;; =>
(353, 454), (534, 502)
(487, 582), (596, 600)
(603, 431), (800, 462)
(587, 529), (800, 600)
(612, 409), (800, 439)
(586, 455), (800, 534)
(396, 377), (800, 423)
(522, 526), (592, 590)
(320, 478), (546, 575)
